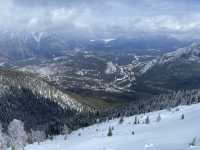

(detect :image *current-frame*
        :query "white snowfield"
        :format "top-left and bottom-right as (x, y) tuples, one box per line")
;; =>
(25, 103), (200, 150)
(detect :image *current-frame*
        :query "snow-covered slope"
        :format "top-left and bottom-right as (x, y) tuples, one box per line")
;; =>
(25, 103), (200, 150)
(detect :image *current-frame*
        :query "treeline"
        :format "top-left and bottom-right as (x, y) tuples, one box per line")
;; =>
(98, 89), (200, 121)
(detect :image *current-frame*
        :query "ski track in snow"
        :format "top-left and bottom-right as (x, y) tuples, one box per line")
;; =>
(25, 103), (200, 150)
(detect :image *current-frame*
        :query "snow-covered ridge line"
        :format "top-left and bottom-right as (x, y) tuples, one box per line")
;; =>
(158, 42), (200, 64)
(0, 70), (95, 113)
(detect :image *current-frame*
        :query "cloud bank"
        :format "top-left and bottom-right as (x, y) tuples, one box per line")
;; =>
(1, 0), (200, 39)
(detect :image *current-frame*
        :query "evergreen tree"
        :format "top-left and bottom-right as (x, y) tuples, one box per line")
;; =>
(145, 116), (150, 124)
(181, 114), (185, 120)
(29, 129), (46, 144)
(63, 125), (69, 140)
(156, 114), (161, 122)
(8, 119), (28, 150)
(107, 127), (113, 137)
(119, 117), (124, 124)
(189, 137), (196, 146)
(134, 116), (138, 125)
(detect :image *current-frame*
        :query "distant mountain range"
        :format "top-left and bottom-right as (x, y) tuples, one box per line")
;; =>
(0, 31), (192, 62)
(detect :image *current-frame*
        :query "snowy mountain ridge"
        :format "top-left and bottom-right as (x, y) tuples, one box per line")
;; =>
(158, 42), (200, 64)
(135, 42), (200, 74)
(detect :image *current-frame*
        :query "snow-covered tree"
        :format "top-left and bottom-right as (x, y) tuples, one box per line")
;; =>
(156, 114), (161, 122)
(111, 126), (114, 130)
(29, 129), (46, 144)
(8, 119), (28, 150)
(96, 118), (100, 123)
(63, 125), (69, 140)
(0, 124), (7, 150)
(119, 117), (124, 124)
(134, 116), (138, 124)
(145, 116), (150, 124)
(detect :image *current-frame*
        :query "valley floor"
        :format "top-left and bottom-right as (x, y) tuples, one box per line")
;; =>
(25, 103), (200, 150)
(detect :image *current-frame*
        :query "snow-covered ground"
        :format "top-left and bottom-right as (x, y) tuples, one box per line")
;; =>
(25, 103), (200, 150)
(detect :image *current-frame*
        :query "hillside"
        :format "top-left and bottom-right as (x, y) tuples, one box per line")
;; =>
(0, 69), (97, 132)
(0, 69), (95, 112)
(134, 43), (200, 94)
(25, 103), (200, 150)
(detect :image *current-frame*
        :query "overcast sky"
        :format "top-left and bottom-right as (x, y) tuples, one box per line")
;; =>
(1, 0), (200, 39)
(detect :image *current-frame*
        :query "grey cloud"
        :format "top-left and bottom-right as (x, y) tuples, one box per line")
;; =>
(11, 0), (105, 8)
(0, 0), (200, 39)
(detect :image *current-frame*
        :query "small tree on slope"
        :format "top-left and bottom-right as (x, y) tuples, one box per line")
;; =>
(63, 125), (69, 140)
(145, 116), (150, 124)
(156, 114), (161, 122)
(119, 117), (124, 124)
(181, 114), (185, 120)
(189, 137), (197, 146)
(29, 129), (46, 144)
(8, 119), (27, 150)
(134, 116), (138, 124)
(107, 127), (113, 137)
